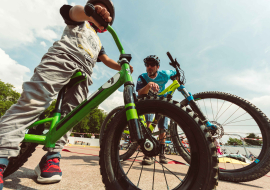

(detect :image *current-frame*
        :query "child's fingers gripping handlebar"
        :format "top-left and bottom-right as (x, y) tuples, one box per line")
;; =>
(84, 3), (109, 29)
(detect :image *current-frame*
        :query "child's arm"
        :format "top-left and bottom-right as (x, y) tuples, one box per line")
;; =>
(99, 54), (134, 73)
(69, 5), (111, 31)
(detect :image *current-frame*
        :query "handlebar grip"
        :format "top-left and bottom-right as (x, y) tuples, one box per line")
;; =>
(84, 3), (109, 29)
(166, 52), (174, 63)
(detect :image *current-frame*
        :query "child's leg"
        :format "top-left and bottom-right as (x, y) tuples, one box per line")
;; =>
(0, 55), (78, 163)
(43, 79), (89, 153)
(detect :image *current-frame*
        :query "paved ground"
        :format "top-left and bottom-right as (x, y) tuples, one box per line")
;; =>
(3, 145), (270, 190)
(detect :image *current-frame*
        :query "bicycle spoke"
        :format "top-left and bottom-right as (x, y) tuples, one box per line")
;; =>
(203, 99), (209, 119)
(216, 99), (218, 121)
(221, 107), (240, 126)
(224, 125), (258, 126)
(210, 98), (214, 121)
(223, 118), (254, 126)
(196, 100), (203, 112)
(216, 103), (233, 121)
(222, 113), (249, 125)
(153, 157), (183, 182)
(152, 156), (156, 190)
(126, 151), (140, 175)
(215, 100), (225, 121)
(137, 163), (144, 187)
(126, 155), (144, 161)
(162, 164), (170, 190)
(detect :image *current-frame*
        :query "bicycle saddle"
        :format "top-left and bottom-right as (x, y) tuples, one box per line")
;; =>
(66, 71), (87, 89)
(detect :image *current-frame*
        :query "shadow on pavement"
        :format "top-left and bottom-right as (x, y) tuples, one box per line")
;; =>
(4, 167), (37, 190)
(219, 179), (263, 188)
(61, 155), (99, 167)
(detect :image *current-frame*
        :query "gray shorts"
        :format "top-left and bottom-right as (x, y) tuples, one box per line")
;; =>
(0, 53), (91, 158)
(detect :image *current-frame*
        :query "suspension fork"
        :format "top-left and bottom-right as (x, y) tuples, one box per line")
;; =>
(178, 85), (216, 129)
(120, 57), (144, 143)
(124, 85), (144, 142)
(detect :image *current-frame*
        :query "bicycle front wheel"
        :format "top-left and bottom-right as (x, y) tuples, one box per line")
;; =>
(180, 91), (270, 182)
(99, 106), (139, 161)
(99, 97), (218, 190)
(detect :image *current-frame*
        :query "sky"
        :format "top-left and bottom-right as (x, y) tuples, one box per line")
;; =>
(1, 0), (270, 125)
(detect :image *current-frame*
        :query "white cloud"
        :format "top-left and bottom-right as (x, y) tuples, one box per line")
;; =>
(247, 95), (270, 119)
(98, 90), (124, 113)
(0, 0), (67, 49)
(0, 48), (30, 92)
(92, 64), (114, 80)
(40, 41), (46, 48)
(225, 68), (270, 93)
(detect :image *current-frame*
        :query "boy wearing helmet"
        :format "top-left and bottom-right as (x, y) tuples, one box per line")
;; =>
(0, 0), (132, 187)
(136, 55), (176, 165)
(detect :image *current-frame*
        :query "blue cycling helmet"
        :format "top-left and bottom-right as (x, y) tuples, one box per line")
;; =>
(144, 55), (160, 66)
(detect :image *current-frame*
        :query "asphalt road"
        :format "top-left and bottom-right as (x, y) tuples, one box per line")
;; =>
(3, 145), (270, 190)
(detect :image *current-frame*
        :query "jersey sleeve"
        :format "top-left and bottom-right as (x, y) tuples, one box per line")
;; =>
(60, 5), (84, 25)
(136, 75), (148, 92)
(164, 70), (177, 81)
(97, 46), (106, 62)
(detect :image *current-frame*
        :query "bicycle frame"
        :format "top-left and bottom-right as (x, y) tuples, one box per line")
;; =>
(23, 26), (144, 148)
(121, 80), (180, 135)
(133, 76), (216, 134)
(157, 75), (216, 130)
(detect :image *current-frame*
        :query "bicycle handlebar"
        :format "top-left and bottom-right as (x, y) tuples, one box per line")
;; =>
(166, 51), (185, 84)
(167, 52), (175, 64)
(84, 3), (109, 28)
(84, 4), (126, 55)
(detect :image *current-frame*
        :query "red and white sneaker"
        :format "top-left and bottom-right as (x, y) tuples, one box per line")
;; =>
(0, 166), (4, 190)
(35, 158), (62, 183)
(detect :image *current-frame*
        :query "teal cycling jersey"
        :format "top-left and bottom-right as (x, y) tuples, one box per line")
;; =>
(136, 70), (176, 96)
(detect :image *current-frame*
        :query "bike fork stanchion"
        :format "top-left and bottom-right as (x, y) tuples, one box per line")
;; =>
(124, 84), (144, 142)
(179, 85), (217, 130)
(120, 57), (144, 143)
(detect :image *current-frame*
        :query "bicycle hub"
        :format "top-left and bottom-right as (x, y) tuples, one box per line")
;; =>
(144, 139), (153, 151)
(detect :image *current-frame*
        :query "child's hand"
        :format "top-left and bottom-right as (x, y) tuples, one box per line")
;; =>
(130, 65), (134, 73)
(95, 5), (112, 23)
(90, 4), (112, 31)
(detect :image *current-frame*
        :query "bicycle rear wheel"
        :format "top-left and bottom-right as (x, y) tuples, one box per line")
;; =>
(99, 97), (218, 190)
(3, 120), (45, 178)
(179, 91), (270, 182)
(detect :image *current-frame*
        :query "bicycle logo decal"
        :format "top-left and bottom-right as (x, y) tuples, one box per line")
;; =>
(102, 73), (120, 89)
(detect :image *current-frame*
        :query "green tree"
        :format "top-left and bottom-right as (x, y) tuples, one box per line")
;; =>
(71, 107), (107, 138)
(0, 80), (21, 117)
(227, 137), (243, 145)
(41, 99), (57, 128)
(244, 133), (262, 146)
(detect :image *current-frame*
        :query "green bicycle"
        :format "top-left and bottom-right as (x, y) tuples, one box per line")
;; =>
(3, 9), (218, 190)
